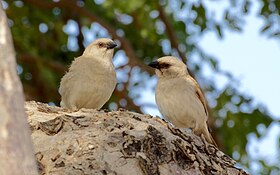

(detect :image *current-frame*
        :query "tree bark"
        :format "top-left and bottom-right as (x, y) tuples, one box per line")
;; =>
(26, 101), (248, 175)
(0, 4), (38, 175)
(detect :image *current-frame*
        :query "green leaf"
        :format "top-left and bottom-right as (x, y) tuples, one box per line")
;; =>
(215, 24), (223, 38)
(261, 23), (271, 33)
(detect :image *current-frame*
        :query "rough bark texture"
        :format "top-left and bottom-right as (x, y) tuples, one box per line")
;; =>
(0, 4), (38, 175)
(26, 101), (248, 175)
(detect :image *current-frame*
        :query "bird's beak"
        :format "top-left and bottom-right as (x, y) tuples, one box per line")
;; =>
(106, 42), (118, 49)
(148, 60), (160, 69)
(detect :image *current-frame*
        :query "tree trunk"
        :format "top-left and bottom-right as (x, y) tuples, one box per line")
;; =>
(26, 101), (248, 175)
(0, 4), (38, 175)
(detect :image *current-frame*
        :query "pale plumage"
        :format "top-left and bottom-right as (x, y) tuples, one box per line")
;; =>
(59, 38), (117, 110)
(149, 56), (217, 146)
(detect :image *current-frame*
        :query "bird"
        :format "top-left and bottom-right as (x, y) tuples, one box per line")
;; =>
(59, 38), (117, 110)
(148, 56), (217, 146)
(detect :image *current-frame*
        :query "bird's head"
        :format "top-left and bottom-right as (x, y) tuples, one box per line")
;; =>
(83, 38), (117, 60)
(148, 56), (188, 78)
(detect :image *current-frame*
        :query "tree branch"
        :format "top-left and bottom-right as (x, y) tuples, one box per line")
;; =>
(24, 0), (152, 74)
(157, 4), (187, 63)
(18, 54), (66, 74)
(114, 89), (141, 113)
(26, 101), (247, 175)
(0, 3), (38, 174)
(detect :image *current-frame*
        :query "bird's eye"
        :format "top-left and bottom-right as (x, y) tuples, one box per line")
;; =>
(98, 43), (104, 47)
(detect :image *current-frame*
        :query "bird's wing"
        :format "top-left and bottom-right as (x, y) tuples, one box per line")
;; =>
(59, 58), (87, 99)
(188, 76), (208, 116)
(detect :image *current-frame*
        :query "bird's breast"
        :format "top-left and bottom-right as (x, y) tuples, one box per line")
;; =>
(155, 78), (206, 128)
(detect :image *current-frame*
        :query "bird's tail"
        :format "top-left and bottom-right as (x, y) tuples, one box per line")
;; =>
(202, 124), (217, 147)
(206, 131), (217, 147)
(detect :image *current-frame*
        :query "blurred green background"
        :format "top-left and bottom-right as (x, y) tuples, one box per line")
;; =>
(3, 0), (280, 174)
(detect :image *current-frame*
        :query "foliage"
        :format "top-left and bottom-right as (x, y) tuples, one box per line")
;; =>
(3, 0), (279, 174)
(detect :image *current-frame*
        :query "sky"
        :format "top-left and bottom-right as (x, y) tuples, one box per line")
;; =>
(199, 12), (280, 120)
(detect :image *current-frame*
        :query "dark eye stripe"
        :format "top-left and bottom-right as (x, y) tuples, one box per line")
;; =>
(160, 63), (171, 69)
